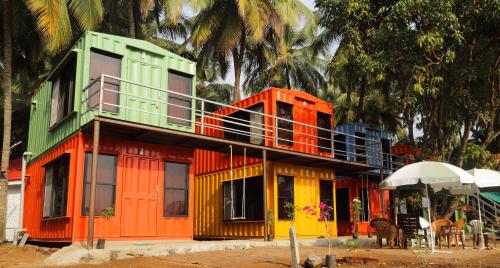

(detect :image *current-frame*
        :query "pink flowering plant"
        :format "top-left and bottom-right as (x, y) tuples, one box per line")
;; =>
(303, 201), (334, 255)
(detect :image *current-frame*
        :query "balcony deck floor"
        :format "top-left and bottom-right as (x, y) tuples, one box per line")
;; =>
(82, 117), (378, 176)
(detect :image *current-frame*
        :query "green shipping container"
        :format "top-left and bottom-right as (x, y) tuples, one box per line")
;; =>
(27, 31), (196, 159)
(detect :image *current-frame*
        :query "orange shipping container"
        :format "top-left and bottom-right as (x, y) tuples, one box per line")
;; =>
(24, 132), (195, 242)
(195, 88), (334, 176)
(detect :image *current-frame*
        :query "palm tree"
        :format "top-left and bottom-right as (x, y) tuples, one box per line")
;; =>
(0, 0), (104, 242)
(243, 24), (325, 96)
(191, 0), (314, 102)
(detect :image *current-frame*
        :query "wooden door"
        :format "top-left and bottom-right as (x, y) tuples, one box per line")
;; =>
(121, 156), (159, 237)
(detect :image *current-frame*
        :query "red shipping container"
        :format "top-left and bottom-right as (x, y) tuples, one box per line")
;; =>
(24, 132), (195, 242)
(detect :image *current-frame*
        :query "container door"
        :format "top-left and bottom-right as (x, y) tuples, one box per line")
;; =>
(294, 104), (316, 154)
(126, 56), (163, 127)
(121, 156), (159, 237)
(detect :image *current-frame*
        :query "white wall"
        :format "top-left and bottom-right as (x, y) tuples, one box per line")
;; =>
(5, 183), (21, 242)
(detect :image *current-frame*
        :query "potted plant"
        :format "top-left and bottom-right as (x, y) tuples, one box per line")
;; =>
(267, 209), (274, 241)
(303, 202), (336, 268)
(96, 207), (114, 249)
(352, 198), (361, 239)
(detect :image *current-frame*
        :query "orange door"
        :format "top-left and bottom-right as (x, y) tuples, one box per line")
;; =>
(121, 156), (159, 237)
(295, 104), (316, 154)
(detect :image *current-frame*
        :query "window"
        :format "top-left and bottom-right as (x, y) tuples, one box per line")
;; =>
(317, 112), (332, 153)
(50, 55), (76, 127)
(355, 132), (366, 163)
(89, 50), (121, 113)
(164, 162), (189, 216)
(43, 154), (70, 218)
(277, 102), (293, 146)
(82, 153), (117, 216)
(168, 71), (193, 126)
(359, 187), (369, 221)
(320, 180), (334, 220)
(223, 176), (264, 221)
(278, 175), (294, 220)
(381, 138), (391, 168)
(334, 134), (347, 160)
(223, 103), (264, 145)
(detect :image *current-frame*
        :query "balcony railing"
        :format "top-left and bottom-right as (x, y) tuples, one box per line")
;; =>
(81, 74), (405, 171)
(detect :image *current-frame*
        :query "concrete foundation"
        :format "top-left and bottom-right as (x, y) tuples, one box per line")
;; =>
(45, 236), (376, 266)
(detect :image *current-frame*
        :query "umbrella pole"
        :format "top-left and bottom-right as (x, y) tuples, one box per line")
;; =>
(425, 184), (435, 253)
(476, 187), (485, 249)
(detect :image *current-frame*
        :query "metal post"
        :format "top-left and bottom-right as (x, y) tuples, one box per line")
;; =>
(18, 152), (32, 233)
(200, 100), (205, 135)
(263, 150), (268, 241)
(380, 168), (385, 216)
(330, 130), (334, 158)
(425, 184), (435, 253)
(477, 187), (485, 249)
(274, 117), (278, 146)
(87, 120), (100, 249)
(98, 74), (104, 114)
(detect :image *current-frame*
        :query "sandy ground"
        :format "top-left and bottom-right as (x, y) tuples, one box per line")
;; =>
(1, 243), (499, 268)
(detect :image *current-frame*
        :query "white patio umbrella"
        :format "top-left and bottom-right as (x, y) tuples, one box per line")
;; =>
(447, 169), (500, 249)
(379, 161), (475, 253)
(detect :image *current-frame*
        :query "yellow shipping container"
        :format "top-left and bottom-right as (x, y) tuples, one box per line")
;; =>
(194, 162), (337, 239)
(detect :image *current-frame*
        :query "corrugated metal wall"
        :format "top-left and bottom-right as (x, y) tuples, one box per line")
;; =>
(24, 133), (82, 241)
(194, 162), (337, 239)
(335, 177), (390, 235)
(28, 31), (197, 160)
(198, 88), (334, 155)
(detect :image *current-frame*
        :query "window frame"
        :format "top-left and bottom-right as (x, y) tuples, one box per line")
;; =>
(222, 176), (264, 222)
(277, 102), (294, 147)
(42, 153), (71, 219)
(88, 49), (123, 113)
(81, 153), (118, 217)
(49, 53), (77, 129)
(167, 70), (194, 127)
(277, 175), (294, 220)
(163, 161), (190, 217)
(317, 112), (332, 153)
(319, 179), (334, 221)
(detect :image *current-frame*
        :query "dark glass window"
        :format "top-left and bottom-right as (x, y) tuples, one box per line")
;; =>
(335, 188), (350, 221)
(43, 154), (70, 218)
(320, 180), (334, 220)
(278, 175), (294, 220)
(223, 176), (264, 221)
(82, 153), (117, 216)
(223, 103), (264, 145)
(317, 112), (332, 153)
(334, 134), (347, 160)
(355, 132), (366, 163)
(164, 162), (189, 216)
(89, 50), (122, 113)
(359, 187), (369, 221)
(277, 102), (293, 146)
(50, 55), (76, 127)
(168, 71), (193, 126)
(381, 138), (391, 168)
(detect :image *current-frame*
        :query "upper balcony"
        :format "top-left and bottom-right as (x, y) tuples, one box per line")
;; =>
(27, 31), (405, 175)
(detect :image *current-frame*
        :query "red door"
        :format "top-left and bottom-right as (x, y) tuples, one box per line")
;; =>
(121, 156), (159, 237)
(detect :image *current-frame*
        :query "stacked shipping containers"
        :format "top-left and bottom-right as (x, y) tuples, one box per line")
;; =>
(24, 31), (197, 242)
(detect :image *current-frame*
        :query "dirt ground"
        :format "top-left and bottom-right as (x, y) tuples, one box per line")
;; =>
(1, 243), (499, 268)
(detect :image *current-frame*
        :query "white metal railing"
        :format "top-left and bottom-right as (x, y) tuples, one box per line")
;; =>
(80, 74), (405, 170)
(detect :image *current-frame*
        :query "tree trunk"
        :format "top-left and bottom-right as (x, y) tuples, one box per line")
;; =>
(440, 196), (460, 220)
(128, 0), (136, 38)
(0, 0), (13, 242)
(356, 75), (367, 122)
(285, 66), (291, 89)
(232, 29), (246, 103)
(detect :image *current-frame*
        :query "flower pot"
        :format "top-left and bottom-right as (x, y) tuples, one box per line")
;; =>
(325, 254), (336, 268)
(267, 234), (274, 241)
(96, 239), (105, 249)
(352, 232), (359, 239)
(368, 231), (372, 238)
